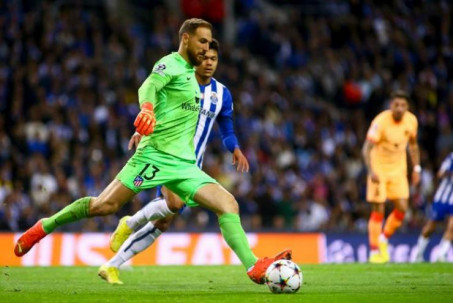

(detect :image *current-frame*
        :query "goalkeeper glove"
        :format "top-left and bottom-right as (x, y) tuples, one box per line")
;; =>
(134, 102), (156, 135)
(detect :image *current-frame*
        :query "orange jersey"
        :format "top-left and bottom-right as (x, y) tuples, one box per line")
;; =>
(366, 110), (418, 175)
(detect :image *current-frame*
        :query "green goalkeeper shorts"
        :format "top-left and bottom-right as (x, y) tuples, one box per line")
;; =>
(116, 145), (217, 207)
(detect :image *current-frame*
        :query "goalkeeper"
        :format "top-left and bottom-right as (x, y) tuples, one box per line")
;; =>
(98, 39), (251, 284)
(14, 18), (291, 285)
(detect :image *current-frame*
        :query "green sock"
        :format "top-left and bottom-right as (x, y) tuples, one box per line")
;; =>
(219, 213), (257, 270)
(42, 197), (91, 234)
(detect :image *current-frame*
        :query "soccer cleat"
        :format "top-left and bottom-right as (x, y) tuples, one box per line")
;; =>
(14, 219), (47, 257)
(435, 254), (447, 262)
(247, 249), (292, 284)
(98, 265), (123, 285)
(110, 216), (132, 252)
(414, 253), (424, 263)
(379, 241), (390, 263)
(414, 256), (424, 263)
(369, 253), (388, 264)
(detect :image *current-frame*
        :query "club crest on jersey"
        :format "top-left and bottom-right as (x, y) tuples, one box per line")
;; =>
(210, 92), (218, 104)
(133, 175), (144, 187)
(153, 64), (166, 76)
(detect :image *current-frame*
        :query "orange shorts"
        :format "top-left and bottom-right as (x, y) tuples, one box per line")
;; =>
(366, 173), (409, 203)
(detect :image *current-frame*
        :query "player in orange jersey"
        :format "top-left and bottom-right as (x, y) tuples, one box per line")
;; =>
(362, 90), (421, 263)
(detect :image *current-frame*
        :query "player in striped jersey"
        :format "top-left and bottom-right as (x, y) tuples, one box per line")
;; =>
(99, 39), (250, 284)
(415, 152), (453, 262)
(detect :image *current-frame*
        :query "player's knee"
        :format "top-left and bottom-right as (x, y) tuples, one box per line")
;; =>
(393, 199), (409, 213)
(220, 193), (239, 215)
(393, 208), (406, 219)
(444, 227), (453, 239)
(154, 216), (173, 232)
(166, 197), (184, 212)
(89, 197), (121, 216)
(162, 190), (184, 212)
(398, 205), (408, 213)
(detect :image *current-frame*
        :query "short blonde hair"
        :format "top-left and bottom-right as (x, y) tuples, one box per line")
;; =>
(178, 18), (213, 41)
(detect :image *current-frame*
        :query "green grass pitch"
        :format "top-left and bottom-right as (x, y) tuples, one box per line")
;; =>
(1, 264), (452, 302)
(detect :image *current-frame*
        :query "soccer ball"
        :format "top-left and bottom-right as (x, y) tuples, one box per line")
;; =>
(265, 260), (302, 294)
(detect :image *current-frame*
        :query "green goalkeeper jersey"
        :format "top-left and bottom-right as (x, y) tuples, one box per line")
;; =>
(137, 52), (201, 161)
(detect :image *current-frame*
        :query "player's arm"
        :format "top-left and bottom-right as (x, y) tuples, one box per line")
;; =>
(217, 88), (249, 172)
(437, 154), (453, 179)
(363, 118), (382, 183)
(408, 122), (421, 185)
(362, 139), (379, 183)
(408, 137), (420, 170)
(134, 64), (173, 135)
(437, 168), (449, 179)
(128, 132), (142, 150)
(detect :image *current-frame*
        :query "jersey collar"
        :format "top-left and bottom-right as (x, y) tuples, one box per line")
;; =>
(173, 52), (195, 70)
(199, 77), (214, 89)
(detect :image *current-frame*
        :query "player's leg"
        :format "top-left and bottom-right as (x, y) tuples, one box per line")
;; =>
(126, 186), (183, 230)
(15, 179), (135, 257)
(415, 201), (443, 262)
(378, 197), (407, 262)
(415, 220), (436, 262)
(436, 214), (453, 261)
(193, 184), (255, 266)
(366, 175), (387, 263)
(102, 189), (184, 284)
(100, 219), (167, 284)
(383, 198), (408, 239)
(160, 161), (289, 284)
(110, 187), (183, 252)
(107, 218), (172, 268)
(108, 147), (186, 252)
(101, 216), (176, 284)
(16, 146), (172, 257)
(368, 202), (386, 262)
(109, 196), (169, 252)
(377, 175), (410, 262)
(191, 183), (291, 284)
(383, 175), (410, 241)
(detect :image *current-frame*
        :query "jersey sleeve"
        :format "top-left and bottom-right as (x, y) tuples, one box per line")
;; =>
(366, 116), (382, 143)
(138, 59), (177, 107)
(217, 87), (239, 153)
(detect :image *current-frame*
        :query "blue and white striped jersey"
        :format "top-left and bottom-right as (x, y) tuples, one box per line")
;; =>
(193, 77), (238, 168)
(433, 152), (453, 205)
(154, 77), (239, 199)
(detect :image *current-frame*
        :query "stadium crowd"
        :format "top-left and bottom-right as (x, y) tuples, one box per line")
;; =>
(0, 0), (452, 233)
